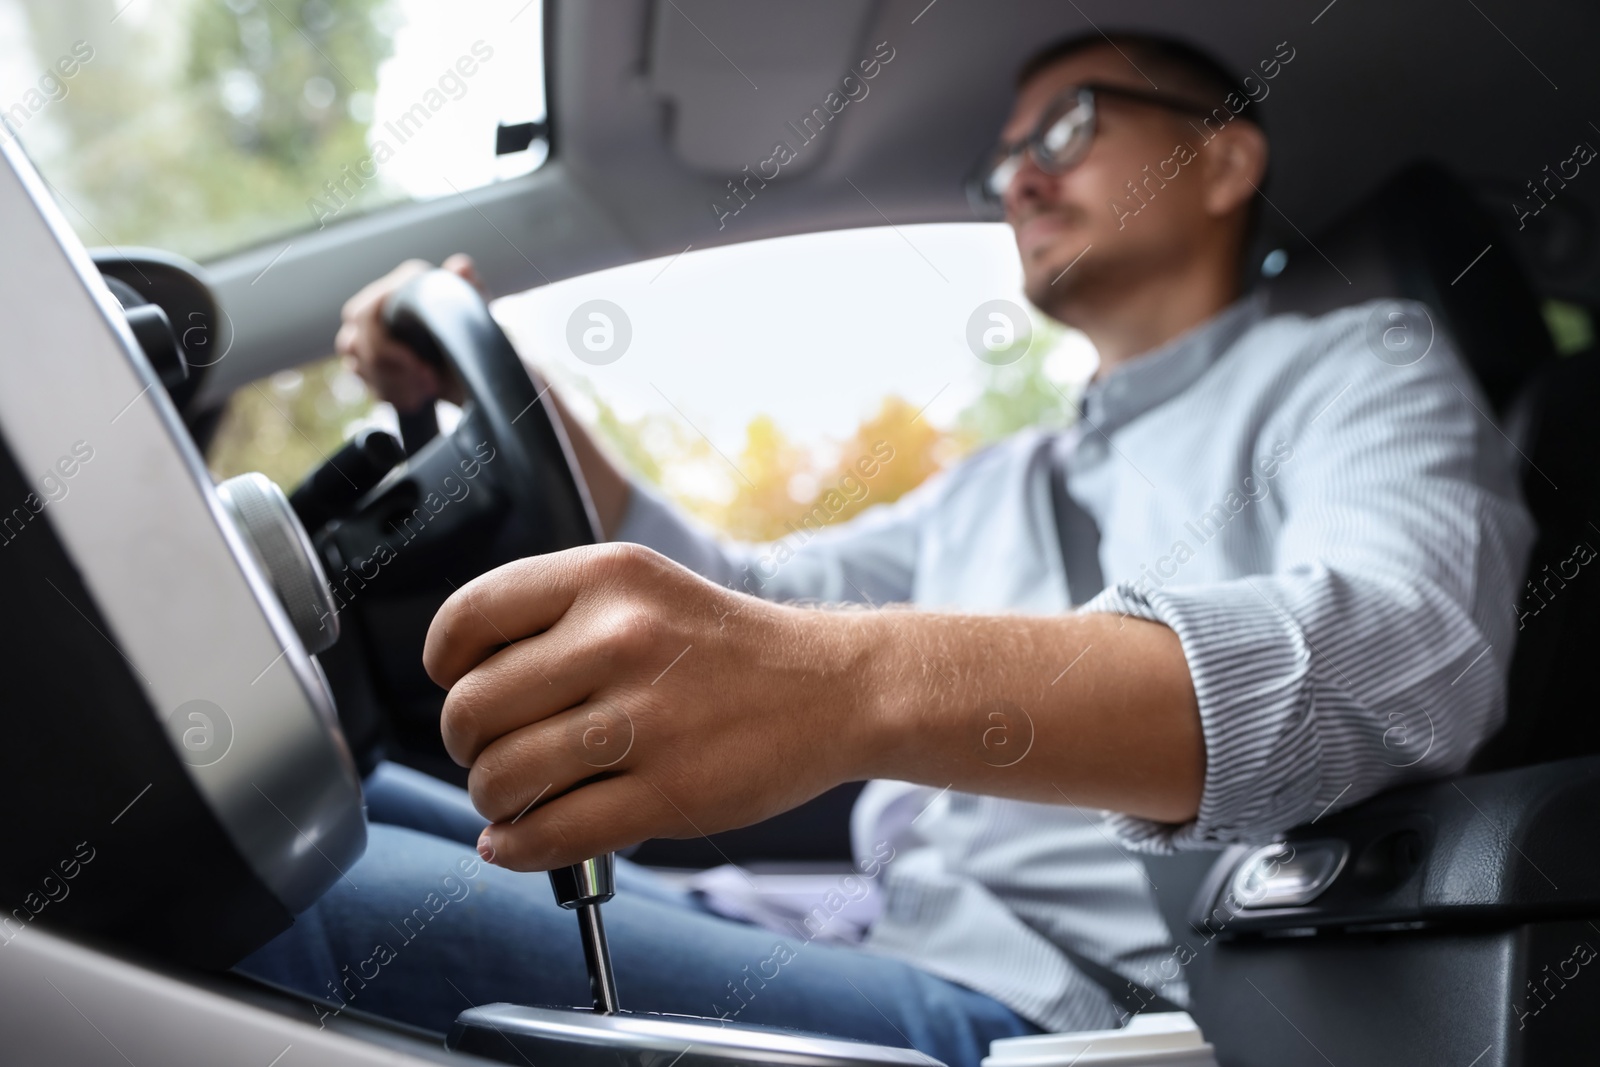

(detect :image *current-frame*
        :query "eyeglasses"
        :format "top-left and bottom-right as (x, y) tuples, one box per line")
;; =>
(969, 83), (1220, 213)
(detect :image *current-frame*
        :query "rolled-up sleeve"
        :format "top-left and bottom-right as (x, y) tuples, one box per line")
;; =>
(1084, 319), (1535, 850)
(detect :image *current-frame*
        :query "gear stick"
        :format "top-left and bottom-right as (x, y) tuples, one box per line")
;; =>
(449, 850), (946, 1067)
(549, 854), (620, 1014)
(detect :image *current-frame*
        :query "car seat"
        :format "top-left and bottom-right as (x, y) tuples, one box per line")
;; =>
(1163, 160), (1600, 1066)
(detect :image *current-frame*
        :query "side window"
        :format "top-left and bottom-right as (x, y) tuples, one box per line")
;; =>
(0, 0), (545, 261)
(491, 224), (1095, 538)
(207, 359), (376, 495)
(203, 224), (1092, 528)
(207, 225), (1094, 529)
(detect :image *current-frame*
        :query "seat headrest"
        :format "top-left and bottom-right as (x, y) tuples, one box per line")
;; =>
(1263, 160), (1555, 413)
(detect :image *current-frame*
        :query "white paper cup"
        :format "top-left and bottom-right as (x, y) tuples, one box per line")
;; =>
(981, 1012), (1218, 1067)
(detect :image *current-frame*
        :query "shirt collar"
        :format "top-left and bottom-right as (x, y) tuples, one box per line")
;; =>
(1077, 291), (1267, 436)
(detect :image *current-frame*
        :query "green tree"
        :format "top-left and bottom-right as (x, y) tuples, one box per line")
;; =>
(16, 0), (396, 260)
(572, 314), (1086, 543)
(207, 357), (373, 490)
(956, 312), (1078, 446)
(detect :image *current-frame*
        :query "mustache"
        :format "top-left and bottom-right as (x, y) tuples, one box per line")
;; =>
(1012, 204), (1087, 229)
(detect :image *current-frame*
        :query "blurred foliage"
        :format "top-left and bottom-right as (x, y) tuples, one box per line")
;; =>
(956, 315), (1075, 443)
(208, 356), (373, 489)
(708, 397), (954, 543)
(11, 0), (399, 260)
(1543, 299), (1595, 356)
(577, 311), (1081, 543)
(210, 309), (1083, 539)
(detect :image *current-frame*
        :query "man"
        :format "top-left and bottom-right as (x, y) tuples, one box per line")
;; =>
(240, 32), (1532, 1064)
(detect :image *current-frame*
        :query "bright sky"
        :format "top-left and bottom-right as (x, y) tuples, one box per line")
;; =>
(493, 223), (1099, 455)
(368, 0), (547, 198)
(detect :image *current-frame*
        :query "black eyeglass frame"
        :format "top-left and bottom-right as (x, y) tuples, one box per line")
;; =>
(967, 82), (1225, 215)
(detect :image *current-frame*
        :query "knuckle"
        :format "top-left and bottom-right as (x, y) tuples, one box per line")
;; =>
(535, 812), (579, 867)
(439, 676), (492, 759)
(596, 605), (655, 663)
(466, 753), (520, 823)
(573, 703), (638, 768)
(371, 344), (406, 370)
(591, 540), (660, 580)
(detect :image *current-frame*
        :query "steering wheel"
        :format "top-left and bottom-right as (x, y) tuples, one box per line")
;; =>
(310, 269), (600, 778)
(385, 268), (602, 548)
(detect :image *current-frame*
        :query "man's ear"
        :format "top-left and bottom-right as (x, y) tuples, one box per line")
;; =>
(1200, 121), (1269, 219)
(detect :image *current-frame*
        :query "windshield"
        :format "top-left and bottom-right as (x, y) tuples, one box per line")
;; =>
(0, 0), (546, 262)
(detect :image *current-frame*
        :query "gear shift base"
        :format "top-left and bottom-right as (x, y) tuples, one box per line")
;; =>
(446, 1003), (947, 1067)
(483, 855), (946, 1066)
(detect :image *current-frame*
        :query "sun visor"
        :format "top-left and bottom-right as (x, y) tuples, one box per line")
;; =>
(648, 0), (881, 178)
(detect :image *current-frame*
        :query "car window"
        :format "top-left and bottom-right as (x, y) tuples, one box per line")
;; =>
(494, 223), (1096, 539)
(205, 224), (1096, 530)
(0, 0), (546, 263)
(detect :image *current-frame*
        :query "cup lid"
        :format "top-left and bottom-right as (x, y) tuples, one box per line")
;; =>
(982, 1012), (1215, 1067)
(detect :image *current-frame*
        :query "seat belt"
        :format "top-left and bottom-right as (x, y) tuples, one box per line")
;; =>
(1047, 443), (1185, 1019)
(1057, 943), (1186, 1018)
(1047, 441), (1105, 603)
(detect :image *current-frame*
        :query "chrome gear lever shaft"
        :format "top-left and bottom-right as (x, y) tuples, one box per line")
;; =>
(549, 854), (620, 1014)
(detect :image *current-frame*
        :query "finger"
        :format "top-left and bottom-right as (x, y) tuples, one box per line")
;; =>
(438, 628), (613, 766)
(350, 334), (435, 412)
(442, 253), (486, 296)
(341, 258), (429, 323)
(334, 321), (358, 358)
(424, 548), (602, 689)
(344, 304), (386, 387)
(478, 773), (666, 872)
(355, 347), (406, 407)
(465, 702), (638, 821)
(369, 340), (441, 412)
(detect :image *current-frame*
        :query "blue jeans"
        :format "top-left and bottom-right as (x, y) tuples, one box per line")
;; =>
(237, 762), (1040, 1067)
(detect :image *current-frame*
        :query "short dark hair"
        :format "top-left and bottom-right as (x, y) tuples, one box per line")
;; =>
(1016, 32), (1271, 279)
(1016, 32), (1265, 136)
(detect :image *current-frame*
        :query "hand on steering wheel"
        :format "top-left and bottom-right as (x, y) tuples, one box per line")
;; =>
(333, 255), (629, 533)
(318, 261), (625, 848)
(336, 253), (481, 413)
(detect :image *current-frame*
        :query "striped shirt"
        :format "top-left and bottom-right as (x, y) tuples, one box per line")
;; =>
(613, 293), (1535, 1032)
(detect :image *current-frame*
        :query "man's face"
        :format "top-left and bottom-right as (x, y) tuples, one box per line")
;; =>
(999, 46), (1218, 315)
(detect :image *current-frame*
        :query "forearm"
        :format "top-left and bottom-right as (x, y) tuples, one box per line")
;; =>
(494, 390), (1203, 823)
(431, 544), (1203, 872)
(545, 386), (631, 539)
(828, 608), (1204, 824)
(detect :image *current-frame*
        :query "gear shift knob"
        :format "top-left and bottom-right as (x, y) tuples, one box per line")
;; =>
(549, 854), (621, 1014)
(550, 854), (616, 908)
